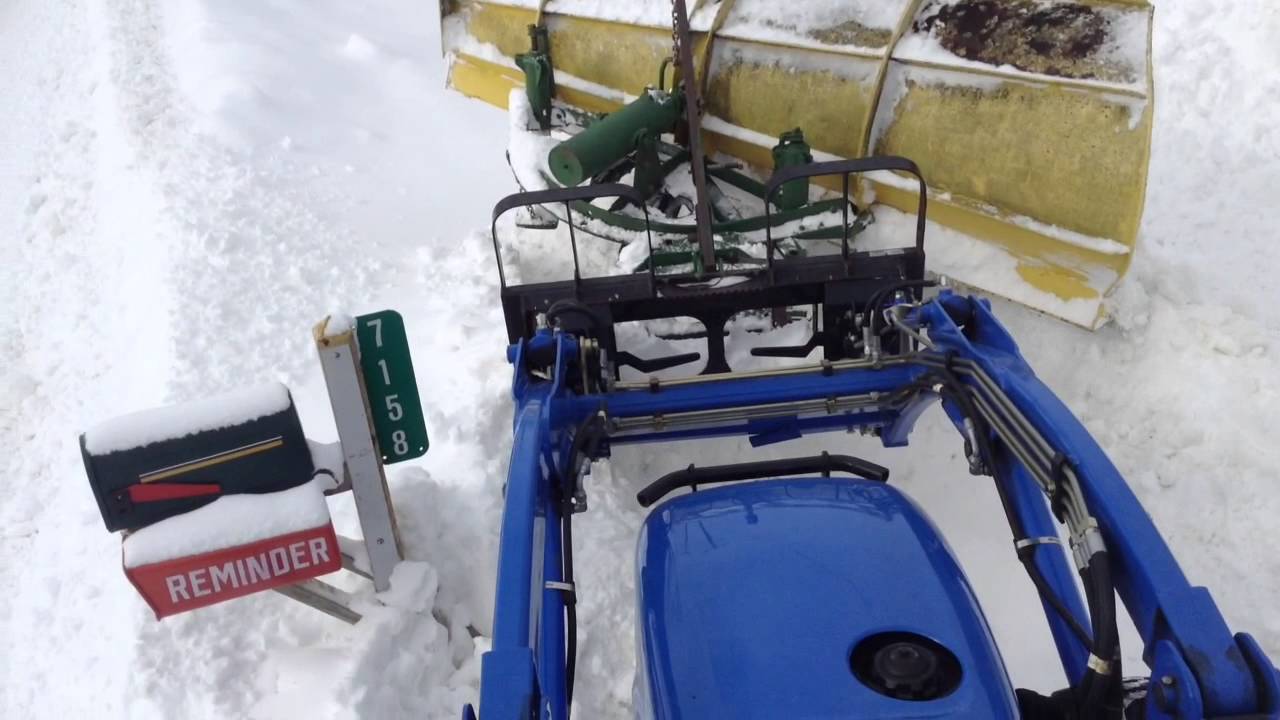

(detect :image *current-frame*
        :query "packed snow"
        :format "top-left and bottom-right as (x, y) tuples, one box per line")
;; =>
(123, 478), (335, 568)
(83, 382), (293, 454)
(1, 1), (1278, 719)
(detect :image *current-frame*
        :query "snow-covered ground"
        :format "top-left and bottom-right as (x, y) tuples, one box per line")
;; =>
(1, 1), (1277, 718)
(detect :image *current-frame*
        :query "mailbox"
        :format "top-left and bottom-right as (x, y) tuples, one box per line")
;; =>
(80, 382), (315, 532)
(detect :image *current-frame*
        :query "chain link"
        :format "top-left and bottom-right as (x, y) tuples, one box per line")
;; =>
(671, 1), (682, 73)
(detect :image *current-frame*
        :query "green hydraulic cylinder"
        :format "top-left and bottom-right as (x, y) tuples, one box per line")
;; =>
(771, 128), (813, 211)
(548, 91), (681, 187)
(515, 25), (554, 130)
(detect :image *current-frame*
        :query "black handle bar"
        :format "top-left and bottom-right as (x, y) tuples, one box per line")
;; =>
(763, 156), (928, 274)
(636, 451), (890, 508)
(489, 183), (655, 290)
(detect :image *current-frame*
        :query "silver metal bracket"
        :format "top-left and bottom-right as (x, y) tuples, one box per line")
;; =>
(274, 579), (362, 624)
(1015, 536), (1062, 550)
(1070, 519), (1106, 570)
(315, 316), (405, 592)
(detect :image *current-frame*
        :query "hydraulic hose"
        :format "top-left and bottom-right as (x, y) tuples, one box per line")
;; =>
(931, 367), (1098, 655)
(866, 279), (937, 336)
(1078, 552), (1120, 717)
(556, 411), (606, 717)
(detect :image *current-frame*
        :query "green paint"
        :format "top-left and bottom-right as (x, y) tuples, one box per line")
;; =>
(356, 310), (428, 464)
(515, 24), (554, 130)
(771, 128), (814, 211)
(548, 90), (682, 187)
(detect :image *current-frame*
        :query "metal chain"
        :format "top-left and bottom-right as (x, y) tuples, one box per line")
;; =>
(671, 1), (682, 75)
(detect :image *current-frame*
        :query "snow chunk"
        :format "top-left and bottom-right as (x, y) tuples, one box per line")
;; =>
(718, 0), (913, 52)
(83, 382), (292, 455)
(340, 34), (379, 62)
(123, 478), (332, 568)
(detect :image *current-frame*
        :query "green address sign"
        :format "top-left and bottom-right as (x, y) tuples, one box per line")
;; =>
(355, 310), (428, 464)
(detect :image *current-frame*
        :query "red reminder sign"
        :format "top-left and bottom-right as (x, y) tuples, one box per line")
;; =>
(125, 524), (342, 618)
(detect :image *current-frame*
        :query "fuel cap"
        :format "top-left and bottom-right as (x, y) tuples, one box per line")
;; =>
(851, 632), (962, 701)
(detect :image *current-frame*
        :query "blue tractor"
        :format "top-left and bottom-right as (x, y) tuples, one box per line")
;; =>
(464, 157), (1279, 720)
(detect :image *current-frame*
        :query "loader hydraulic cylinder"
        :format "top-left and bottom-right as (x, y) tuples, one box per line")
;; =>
(548, 91), (681, 187)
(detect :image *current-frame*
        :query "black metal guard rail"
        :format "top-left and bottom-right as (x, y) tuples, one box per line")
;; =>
(763, 156), (928, 279)
(636, 451), (891, 507)
(490, 183), (655, 291)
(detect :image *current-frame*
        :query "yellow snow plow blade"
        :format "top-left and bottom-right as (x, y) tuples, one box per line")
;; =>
(441, 0), (1154, 329)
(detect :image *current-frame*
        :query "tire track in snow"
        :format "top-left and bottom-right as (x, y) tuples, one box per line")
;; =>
(86, 0), (393, 716)
(7, 1), (1273, 717)
(82, 2), (504, 717)
(1, 0), (174, 716)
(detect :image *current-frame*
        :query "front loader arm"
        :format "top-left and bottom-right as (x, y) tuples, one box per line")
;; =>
(920, 294), (1280, 718)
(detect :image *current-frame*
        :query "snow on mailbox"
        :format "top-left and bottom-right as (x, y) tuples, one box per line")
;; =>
(80, 382), (342, 618)
(80, 382), (314, 532)
(121, 478), (341, 618)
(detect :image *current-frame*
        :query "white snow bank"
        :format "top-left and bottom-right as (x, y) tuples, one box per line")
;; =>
(545, 0), (705, 29)
(123, 477), (333, 568)
(83, 382), (292, 454)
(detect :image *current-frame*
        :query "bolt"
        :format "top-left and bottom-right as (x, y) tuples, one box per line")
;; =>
(1154, 675), (1178, 712)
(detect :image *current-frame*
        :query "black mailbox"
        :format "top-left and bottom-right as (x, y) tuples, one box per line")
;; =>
(80, 383), (316, 532)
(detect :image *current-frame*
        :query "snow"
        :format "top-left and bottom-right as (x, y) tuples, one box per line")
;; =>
(542, 0), (705, 30)
(83, 382), (292, 454)
(307, 439), (345, 476)
(2, 1), (1278, 719)
(318, 313), (355, 339)
(123, 478), (334, 568)
(714, 0), (912, 54)
(709, 36), (883, 82)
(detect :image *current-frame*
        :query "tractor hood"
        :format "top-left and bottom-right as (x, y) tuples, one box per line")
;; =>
(634, 477), (1018, 719)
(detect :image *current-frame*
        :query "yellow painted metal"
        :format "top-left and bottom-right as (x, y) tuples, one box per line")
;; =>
(449, 53), (523, 109)
(441, 0), (1155, 328)
(462, 3), (672, 97)
(874, 73), (1150, 250)
(873, 181), (1112, 301)
(703, 42), (881, 160)
(450, 52), (624, 116)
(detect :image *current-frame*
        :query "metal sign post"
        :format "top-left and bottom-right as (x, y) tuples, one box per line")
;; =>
(314, 315), (405, 592)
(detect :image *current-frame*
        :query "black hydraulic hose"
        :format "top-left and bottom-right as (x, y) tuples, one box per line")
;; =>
(561, 507), (578, 713)
(992, 451), (1096, 651)
(1078, 563), (1103, 709)
(925, 350), (1119, 713)
(1079, 552), (1120, 717)
(866, 279), (937, 336)
(556, 411), (606, 717)
(546, 299), (606, 336)
(932, 368), (1097, 653)
(1018, 548), (1094, 648)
